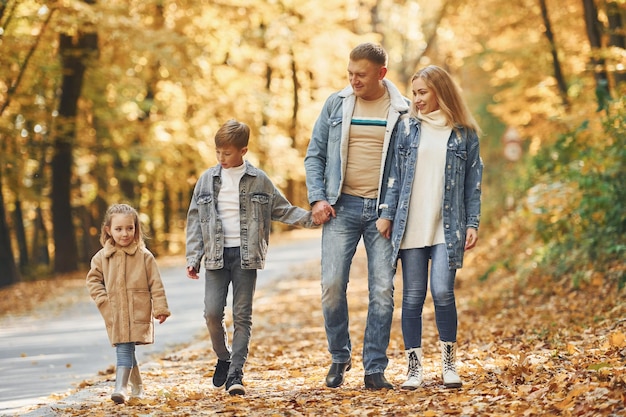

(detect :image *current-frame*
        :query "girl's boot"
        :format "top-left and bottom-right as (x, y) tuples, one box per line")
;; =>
(440, 341), (462, 388)
(129, 366), (144, 398)
(111, 366), (132, 404)
(400, 347), (423, 390)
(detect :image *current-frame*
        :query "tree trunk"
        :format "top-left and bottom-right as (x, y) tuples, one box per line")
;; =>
(0, 170), (20, 288)
(539, 0), (569, 107)
(52, 22), (98, 273)
(606, 1), (626, 86)
(12, 199), (29, 269)
(582, 0), (612, 110)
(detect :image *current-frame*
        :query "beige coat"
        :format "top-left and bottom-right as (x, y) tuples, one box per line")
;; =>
(86, 241), (170, 346)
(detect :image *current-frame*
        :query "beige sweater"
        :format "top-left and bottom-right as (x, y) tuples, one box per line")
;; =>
(400, 110), (451, 249)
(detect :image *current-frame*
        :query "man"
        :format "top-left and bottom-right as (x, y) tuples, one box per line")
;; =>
(304, 42), (410, 389)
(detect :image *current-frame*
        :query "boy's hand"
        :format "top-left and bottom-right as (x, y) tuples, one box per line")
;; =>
(156, 314), (168, 324)
(187, 266), (199, 279)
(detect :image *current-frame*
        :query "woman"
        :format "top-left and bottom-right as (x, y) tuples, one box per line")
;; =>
(377, 65), (483, 389)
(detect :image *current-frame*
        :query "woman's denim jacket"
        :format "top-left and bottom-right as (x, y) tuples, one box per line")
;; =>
(379, 116), (483, 269)
(304, 79), (411, 207)
(186, 161), (316, 271)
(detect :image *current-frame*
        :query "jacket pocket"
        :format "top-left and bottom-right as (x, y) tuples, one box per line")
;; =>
(250, 193), (270, 222)
(197, 194), (213, 222)
(131, 290), (152, 323)
(329, 117), (342, 143)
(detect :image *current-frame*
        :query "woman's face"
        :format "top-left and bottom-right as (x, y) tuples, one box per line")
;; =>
(412, 77), (440, 115)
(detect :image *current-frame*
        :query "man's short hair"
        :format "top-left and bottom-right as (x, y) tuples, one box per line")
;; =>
(350, 43), (388, 67)
(215, 119), (250, 149)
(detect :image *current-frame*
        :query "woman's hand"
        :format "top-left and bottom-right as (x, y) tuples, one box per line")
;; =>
(376, 218), (392, 239)
(465, 227), (478, 250)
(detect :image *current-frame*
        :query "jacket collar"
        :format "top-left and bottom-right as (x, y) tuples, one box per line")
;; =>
(211, 160), (259, 178)
(338, 79), (409, 113)
(104, 240), (139, 258)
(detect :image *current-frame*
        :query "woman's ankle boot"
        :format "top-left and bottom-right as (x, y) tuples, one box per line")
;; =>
(440, 341), (462, 388)
(401, 347), (423, 390)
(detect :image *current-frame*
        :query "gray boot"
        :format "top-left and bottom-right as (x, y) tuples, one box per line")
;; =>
(129, 366), (144, 398)
(111, 366), (131, 404)
(440, 341), (462, 388)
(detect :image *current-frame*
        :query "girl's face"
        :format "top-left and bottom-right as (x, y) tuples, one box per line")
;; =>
(106, 213), (136, 247)
(412, 77), (440, 115)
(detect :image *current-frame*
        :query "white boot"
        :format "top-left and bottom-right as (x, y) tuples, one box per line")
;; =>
(111, 366), (131, 404)
(401, 347), (423, 390)
(129, 366), (144, 398)
(440, 341), (462, 388)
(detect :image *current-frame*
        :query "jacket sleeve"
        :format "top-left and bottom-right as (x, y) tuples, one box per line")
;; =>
(464, 130), (483, 230)
(144, 250), (171, 318)
(185, 181), (204, 270)
(269, 183), (317, 228)
(86, 251), (107, 307)
(304, 94), (336, 205)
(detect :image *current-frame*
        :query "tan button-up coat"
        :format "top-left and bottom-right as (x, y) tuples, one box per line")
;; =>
(86, 241), (170, 346)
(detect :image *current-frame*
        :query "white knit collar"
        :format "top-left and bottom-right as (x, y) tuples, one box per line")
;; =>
(417, 110), (449, 129)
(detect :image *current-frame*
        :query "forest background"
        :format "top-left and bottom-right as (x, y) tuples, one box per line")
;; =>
(0, 0), (624, 294)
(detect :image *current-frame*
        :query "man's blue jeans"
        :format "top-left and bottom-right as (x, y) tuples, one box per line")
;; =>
(204, 247), (257, 377)
(321, 194), (396, 375)
(399, 244), (457, 349)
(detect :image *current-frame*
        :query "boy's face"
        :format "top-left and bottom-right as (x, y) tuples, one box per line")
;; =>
(216, 145), (247, 169)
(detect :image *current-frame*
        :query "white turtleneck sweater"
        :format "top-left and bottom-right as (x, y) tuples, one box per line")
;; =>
(218, 163), (246, 248)
(400, 110), (452, 250)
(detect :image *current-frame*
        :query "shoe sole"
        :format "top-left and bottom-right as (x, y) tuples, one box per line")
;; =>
(110, 393), (126, 404)
(444, 382), (462, 388)
(228, 384), (245, 395)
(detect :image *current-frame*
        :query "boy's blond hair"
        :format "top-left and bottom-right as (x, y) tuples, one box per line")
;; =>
(215, 119), (250, 149)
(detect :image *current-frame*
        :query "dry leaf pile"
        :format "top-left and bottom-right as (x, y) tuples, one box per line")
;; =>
(8, 242), (626, 416)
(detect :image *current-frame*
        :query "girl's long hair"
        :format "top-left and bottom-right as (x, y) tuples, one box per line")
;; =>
(99, 203), (146, 247)
(411, 65), (482, 136)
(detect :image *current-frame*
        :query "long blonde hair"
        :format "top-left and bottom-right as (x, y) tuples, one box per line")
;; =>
(100, 203), (146, 247)
(412, 65), (482, 136)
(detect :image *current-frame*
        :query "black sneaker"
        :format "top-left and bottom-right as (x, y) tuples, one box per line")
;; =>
(212, 359), (230, 388)
(226, 369), (245, 395)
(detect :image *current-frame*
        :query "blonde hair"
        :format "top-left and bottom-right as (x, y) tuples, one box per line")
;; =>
(214, 119), (250, 149)
(100, 203), (145, 247)
(412, 65), (481, 135)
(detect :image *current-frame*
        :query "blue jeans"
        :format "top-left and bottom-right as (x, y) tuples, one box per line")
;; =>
(204, 247), (257, 377)
(115, 342), (137, 367)
(399, 244), (457, 349)
(321, 194), (395, 375)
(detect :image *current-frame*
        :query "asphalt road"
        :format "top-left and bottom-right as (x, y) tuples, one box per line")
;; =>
(0, 230), (321, 415)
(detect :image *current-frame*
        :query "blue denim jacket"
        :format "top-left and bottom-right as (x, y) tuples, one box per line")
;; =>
(304, 79), (411, 207)
(186, 161), (316, 270)
(380, 116), (483, 269)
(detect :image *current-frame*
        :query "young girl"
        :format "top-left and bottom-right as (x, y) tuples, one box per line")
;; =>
(86, 203), (170, 404)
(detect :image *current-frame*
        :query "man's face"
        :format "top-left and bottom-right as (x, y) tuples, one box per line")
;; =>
(348, 59), (387, 100)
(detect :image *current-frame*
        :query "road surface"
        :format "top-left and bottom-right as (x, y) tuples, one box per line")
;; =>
(0, 229), (321, 415)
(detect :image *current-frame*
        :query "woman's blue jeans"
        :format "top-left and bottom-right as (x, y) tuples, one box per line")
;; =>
(115, 342), (137, 367)
(399, 244), (457, 349)
(321, 194), (395, 375)
(204, 247), (257, 377)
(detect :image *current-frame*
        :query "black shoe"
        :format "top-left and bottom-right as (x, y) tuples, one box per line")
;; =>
(325, 360), (352, 388)
(226, 369), (245, 396)
(364, 372), (393, 390)
(212, 359), (230, 388)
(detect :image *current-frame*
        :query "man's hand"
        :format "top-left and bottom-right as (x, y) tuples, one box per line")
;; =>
(312, 200), (336, 225)
(186, 266), (199, 279)
(376, 218), (392, 239)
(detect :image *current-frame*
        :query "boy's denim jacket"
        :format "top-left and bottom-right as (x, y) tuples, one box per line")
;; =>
(304, 79), (411, 208)
(379, 116), (483, 269)
(186, 161), (315, 271)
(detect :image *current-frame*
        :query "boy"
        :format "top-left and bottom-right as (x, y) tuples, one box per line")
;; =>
(185, 119), (318, 395)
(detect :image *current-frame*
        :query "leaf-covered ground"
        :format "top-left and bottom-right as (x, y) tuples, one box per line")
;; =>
(8, 242), (626, 417)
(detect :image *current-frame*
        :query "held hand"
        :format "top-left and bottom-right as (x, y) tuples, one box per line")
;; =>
(312, 200), (336, 225)
(156, 315), (168, 324)
(465, 228), (478, 250)
(187, 266), (199, 279)
(376, 218), (392, 239)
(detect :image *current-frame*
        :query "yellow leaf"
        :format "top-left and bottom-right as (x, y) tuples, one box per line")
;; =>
(609, 331), (626, 348)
